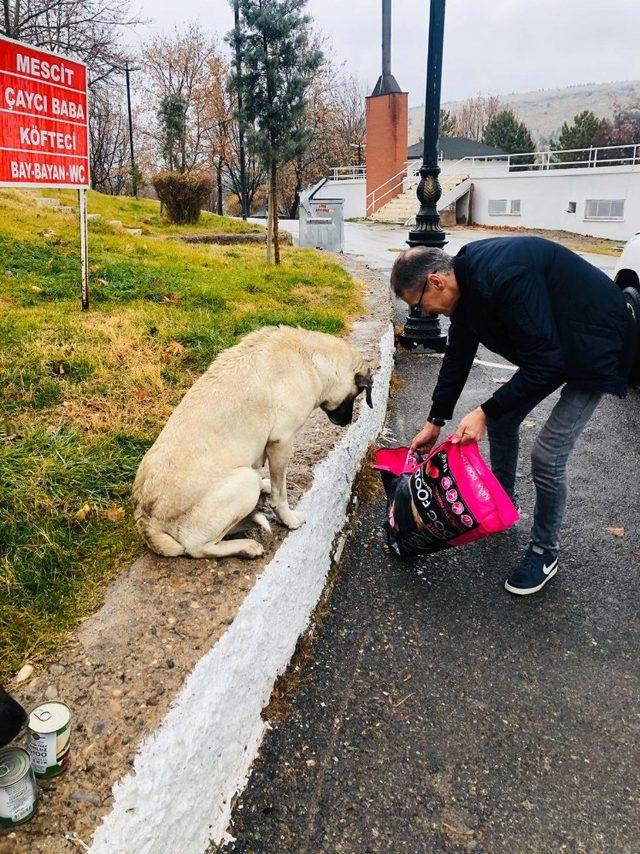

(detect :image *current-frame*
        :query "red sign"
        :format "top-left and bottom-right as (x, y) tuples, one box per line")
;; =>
(0, 36), (89, 188)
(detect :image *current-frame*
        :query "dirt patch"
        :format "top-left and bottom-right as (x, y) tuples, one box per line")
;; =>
(462, 223), (625, 256)
(2, 256), (391, 853)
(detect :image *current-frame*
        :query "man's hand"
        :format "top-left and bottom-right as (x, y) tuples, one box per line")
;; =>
(452, 406), (487, 445)
(410, 421), (442, 456)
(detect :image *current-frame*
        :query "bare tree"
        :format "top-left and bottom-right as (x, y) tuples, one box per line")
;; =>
(224, 119), (266, 214)
(198, 53), (235, 213)
(0, 0), (142, 80)
(454, 94), (502, 141)
(330, 76), (366, 165)
(139, 23), (216, 174)
(279, 71), (366, 219)
(89, 83), (129, 194)
(1, 1), (144, 196)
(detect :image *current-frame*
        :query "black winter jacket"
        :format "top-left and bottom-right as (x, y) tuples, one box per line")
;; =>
(429, 236), (635, 421)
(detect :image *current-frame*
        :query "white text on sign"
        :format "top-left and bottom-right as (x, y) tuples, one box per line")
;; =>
(19, 126), (78, 151)
(3, 88), (85, 121)
(10, 160), (86, 182)
(16, 54), (76, 87)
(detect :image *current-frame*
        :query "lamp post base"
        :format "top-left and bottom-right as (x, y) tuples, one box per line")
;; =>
(397, 306), (447, 351)
(399, 221), (449, 351)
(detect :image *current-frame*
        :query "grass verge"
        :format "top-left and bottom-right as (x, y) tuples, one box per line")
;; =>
(0, 189), (362, 683)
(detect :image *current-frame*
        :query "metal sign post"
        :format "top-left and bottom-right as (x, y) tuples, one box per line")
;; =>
(78, 187), (89, 309)
(0, 34), (91, 309)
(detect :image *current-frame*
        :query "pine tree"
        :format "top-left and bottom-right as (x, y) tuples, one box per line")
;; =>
(482, 109), (535, 167)
(158, 94), (188, 173)
(551, 110), (606, 163)
(230, 0), (322, 264)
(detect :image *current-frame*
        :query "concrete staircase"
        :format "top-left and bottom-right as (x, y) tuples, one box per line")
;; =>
(371, 173), (470, 224)
(35, 196), (103, 220)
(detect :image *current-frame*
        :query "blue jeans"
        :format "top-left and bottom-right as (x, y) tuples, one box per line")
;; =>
(486, 384), (602, 552)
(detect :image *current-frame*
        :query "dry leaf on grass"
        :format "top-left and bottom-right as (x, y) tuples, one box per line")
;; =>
(105, 505), (125, 522)
(162, 292), (182, 305)
(135, 390), (151, 402)
(602, 525), (625, 538)
(164, 340), (185, 357)
(74, 502), (94, 522)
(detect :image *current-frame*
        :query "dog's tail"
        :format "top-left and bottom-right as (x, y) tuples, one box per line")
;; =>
(138, 518), (186, 557)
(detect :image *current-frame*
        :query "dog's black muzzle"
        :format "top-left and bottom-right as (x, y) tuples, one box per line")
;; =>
(322, 386), (373, 426)
(323, 396), (356, 426)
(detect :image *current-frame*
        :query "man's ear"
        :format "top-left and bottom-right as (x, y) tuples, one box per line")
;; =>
(355, 367), (374, 408)
(428, 273), (444, 290)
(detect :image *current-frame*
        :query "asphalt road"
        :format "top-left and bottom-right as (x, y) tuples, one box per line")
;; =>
(228, 230), (640, 853)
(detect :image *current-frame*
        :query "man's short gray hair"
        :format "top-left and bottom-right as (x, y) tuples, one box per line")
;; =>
(390, 247), (454, 297)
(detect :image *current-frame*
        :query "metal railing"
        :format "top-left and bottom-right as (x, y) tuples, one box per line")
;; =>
(331, 142), (640, 218)
(451, 142), (640, 173)
(364, 161), (424, 216)
(327, 165), (367, 181)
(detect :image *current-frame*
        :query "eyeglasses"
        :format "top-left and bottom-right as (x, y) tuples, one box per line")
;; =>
(410, 277), (429, 312)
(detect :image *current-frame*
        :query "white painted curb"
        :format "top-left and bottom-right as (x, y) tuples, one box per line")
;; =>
(91, 325), (395, 854)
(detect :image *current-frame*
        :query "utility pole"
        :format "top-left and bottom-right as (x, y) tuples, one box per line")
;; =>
(233, 0), (249, 219)
(104, 59), (139, 197)
(124, 62), (137, 197)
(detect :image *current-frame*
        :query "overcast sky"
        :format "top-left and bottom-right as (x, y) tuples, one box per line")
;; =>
(132, 0), (640, 106)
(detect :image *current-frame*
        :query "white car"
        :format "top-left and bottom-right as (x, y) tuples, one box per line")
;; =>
(613, 234), (640, 386)
(613, 233), (640, 291)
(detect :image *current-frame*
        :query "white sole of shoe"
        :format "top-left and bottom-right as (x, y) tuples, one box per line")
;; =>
(504, 563), (558, 595)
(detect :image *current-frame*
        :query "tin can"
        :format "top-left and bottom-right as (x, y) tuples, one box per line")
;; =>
(0, 747), (38, 826)
(27, 701), (71, 778)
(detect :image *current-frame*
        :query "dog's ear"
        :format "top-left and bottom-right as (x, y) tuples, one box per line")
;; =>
(355, 368), (374, 408)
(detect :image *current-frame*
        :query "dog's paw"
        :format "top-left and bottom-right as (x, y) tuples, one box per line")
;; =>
(279, 509), (306, 530)
(260, 478), (272, 494)
(240, 540), (264, 558)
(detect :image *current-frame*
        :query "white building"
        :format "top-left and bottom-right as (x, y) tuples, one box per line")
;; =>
(313, 142), (640, 241)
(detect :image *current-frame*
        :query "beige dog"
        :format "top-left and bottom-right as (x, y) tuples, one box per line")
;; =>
(133, 326), (373, 559)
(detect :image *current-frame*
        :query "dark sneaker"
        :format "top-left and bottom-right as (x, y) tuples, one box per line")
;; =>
(505, 544), (558, 595)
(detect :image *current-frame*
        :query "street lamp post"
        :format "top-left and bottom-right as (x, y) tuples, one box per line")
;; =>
(104, 59), (140, 197)
(123, 62), (137, 197)
(398, 0), (448, 352)
(233, 0), (249, 219)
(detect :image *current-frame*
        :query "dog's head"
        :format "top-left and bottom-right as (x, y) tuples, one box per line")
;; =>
(315, 347), (374, 427)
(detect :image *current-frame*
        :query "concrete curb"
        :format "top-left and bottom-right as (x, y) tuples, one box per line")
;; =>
(90, 325), (395, 854)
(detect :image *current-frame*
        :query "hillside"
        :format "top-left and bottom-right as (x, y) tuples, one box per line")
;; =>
(409, 80), (640, 145)
(0, 189), (361, 682)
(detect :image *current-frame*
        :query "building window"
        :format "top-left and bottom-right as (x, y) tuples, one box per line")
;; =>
(567, 201), (577, 213)
(488, 199), (520, 216)
(488, 199), (507, 215)
(584, 199), (625, 220)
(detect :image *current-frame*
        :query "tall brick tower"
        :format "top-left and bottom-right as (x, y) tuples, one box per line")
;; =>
(366, 0), (409, 216)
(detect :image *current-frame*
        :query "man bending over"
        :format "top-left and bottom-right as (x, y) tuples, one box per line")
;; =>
(391, 236), (636, 595)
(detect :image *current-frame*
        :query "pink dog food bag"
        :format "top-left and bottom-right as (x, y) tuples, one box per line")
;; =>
(374, 438), (519, 558)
